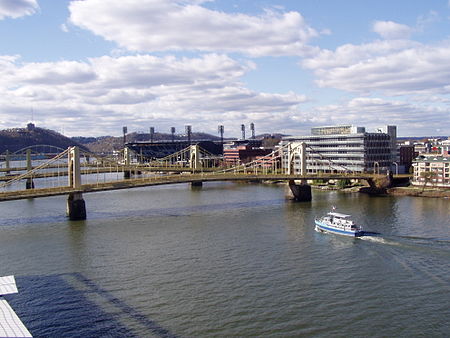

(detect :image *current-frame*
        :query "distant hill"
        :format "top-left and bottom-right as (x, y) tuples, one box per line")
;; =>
(0, 126), (88, 154)
(0, 126), (285, 155)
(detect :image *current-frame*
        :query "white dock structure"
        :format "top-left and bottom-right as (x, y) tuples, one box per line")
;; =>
(0, 276), (32, 337)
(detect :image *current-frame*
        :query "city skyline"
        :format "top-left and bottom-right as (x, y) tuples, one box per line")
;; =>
(1, 0), (450, 137)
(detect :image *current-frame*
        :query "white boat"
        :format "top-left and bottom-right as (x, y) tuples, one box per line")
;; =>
(315, 210), (364, 237)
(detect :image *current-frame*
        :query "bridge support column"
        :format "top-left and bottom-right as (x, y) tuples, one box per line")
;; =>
(67, 192), (86, 220)
(288, 180), (312, 201)
(191, 181), (203, 188)
(124, 169), (141, 179)
(26, 178), (35, 189)
(25, 149), (34, 189)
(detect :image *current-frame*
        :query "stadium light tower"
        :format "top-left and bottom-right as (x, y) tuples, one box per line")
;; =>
(241, 124), (245, 140)
(171, 127), (176, 142)
(122, 126), (127, 146)
(185, 125), (192, 145)
(218, 125), (224, 144)
(149, 127), (155, 143)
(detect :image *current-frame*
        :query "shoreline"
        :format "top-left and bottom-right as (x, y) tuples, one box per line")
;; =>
(265, 180), (450, 198)
(386, 186), (450, 198)
(309, 183), (450, 198)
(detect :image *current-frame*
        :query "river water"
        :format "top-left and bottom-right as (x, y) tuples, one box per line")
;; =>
(0, 182), (449, 337)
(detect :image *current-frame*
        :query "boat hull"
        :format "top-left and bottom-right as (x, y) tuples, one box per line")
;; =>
(315, 220), (364, 237)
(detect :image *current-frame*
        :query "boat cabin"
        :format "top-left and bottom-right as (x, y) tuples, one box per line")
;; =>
(325, 212), (358, 229)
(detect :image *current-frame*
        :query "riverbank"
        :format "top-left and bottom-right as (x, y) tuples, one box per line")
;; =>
(309, 182), (450, 198)
(265, 180), (450, 198)
(387, 186), (450, 198)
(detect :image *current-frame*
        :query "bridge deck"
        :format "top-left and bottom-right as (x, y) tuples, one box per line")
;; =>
(0, 166), (217, 180)
(0, 173), (377, 202)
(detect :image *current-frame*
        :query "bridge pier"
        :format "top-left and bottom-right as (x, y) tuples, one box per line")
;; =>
(191, 181), (203, 188)
(66, 192), (86, 220)
(124, 169), (142, 179)
(124, 170), (131, 179)
(26, 178), (35, 189)
(288, 180), (312, 202)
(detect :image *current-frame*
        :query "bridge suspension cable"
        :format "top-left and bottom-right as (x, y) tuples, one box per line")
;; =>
(0, 148), (70, 189)
(214, 142), (291, 175)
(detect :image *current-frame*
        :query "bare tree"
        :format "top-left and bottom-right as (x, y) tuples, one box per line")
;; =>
(420, 170), (437, 192)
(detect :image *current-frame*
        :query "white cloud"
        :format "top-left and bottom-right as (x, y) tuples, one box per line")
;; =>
(0, 54), (307, 136)
(60, 23), (69, 33)
(302, 39), (450, 96)
(68, 0), (319, 57)
(0, 0), (38, 20)
(372, 20), (413, 39)
(416, 10), (440, 32)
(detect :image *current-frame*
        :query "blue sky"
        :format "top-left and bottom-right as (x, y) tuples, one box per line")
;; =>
(1, 0), (450, 137)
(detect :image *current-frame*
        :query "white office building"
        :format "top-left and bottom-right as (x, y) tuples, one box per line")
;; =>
(281, 125), (397, 174)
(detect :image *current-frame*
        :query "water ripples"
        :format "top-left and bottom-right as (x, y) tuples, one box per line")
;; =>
(1, 184), (449, 336)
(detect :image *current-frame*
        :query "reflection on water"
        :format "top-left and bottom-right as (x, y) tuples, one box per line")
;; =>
(0, 183), (449, 337)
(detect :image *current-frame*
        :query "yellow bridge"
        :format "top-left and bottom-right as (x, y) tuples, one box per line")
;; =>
(0, 144), (405, 220)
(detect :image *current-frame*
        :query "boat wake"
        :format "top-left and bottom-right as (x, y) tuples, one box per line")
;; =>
(360, 234), (450, 256)
(360, 235), (388, 244)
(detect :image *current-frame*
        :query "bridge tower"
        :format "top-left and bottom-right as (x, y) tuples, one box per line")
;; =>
(123, 146), (132, 179)
(66, 146), (86, 220)
(190, 144), (203, 187)
(287, 142), (311, 202)
(25, 149), (34, 189)
(190, 144), (201, 170)
(287, 142), (306, 175)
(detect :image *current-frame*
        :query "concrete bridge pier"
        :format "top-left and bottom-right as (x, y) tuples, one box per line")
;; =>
(67, 192), (86, 220)
(288, 180), (312, 202)
(25, 149), (34, 189)
(26, 178), (35, 189)
(124, 168), (142, 179)
(191, 181), (203, 188)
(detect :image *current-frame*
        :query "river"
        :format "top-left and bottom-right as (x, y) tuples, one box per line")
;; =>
(0, 182), (449, 337)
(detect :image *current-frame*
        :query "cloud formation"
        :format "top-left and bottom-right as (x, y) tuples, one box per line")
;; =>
(0, 0), (38, 20)
(1, 1), (449, 137)
(0, 54), (306, 136)
(68, 0), (319, 56)
(372, 20), (413, 39)
(302, 39), (450, 96)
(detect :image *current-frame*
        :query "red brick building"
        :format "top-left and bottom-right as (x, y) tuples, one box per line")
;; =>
(223, 145), (272, 164)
